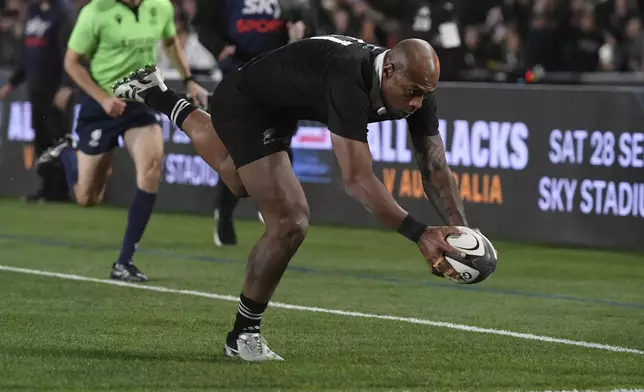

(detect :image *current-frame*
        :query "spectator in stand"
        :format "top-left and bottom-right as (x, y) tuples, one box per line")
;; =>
(315, 0), (363, 39)
(485, 22), (525, 75)
(623, 16), (644, 70)
(597, 0), (640, 41)
(598, 31), (622, 70)
(397, 0), (463, 80)
(568, 9), (604, 72)
(180, 0), (195, 20)
(500, 0), (533, 41)
(461, 25), (488, 70)
(0, 0), (76, 202)
(524, 0), (566, 71)
(157, 12), (219, 81)
(0, 8), (21, 67)
(5, 0), (28, 21)
(502, 25), (525, 72)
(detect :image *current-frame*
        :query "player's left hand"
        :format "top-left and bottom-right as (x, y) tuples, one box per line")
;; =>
(187, 80), (209, 109)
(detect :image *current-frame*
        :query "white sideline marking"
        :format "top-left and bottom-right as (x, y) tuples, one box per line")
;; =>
(2, 265), (644, 356)
(519, 390), (644, 392)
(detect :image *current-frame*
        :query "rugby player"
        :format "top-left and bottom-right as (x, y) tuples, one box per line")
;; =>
(36, 0), (209, 281)
(113, 35), (469, 360)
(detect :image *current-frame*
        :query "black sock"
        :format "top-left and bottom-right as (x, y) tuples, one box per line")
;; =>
(145, 89), (197, 128)
(229, 293), (268, 341)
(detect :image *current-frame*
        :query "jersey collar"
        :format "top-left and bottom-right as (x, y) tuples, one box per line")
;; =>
(371, 50), (389, 116)
(116, 0), (143, 7)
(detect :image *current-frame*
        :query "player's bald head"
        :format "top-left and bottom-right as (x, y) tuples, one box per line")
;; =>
(386, 39), (440, 90)
(380, 38), (439, 118)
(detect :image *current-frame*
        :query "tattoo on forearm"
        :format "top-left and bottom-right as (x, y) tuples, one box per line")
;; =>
(411, 134), (467, 226)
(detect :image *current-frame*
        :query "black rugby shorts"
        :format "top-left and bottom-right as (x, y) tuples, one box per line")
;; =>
(209, 70), (297, 168)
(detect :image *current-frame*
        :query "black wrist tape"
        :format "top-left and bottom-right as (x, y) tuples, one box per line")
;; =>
(183, 75), (195, 85)
(397, 215), (427, 243)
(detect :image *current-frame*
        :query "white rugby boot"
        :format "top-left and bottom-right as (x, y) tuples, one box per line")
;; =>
(112, 63), (168, 104)
(224, 333), (284, 361)
(35, 134), (75, 169)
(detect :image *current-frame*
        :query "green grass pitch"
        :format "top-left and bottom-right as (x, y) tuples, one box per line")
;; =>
(0, 199), (642, 392)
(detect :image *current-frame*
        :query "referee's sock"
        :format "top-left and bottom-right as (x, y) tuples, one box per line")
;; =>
(59, 147), (78, 190)
(145, 89), (197, 129)
(117, 188), (157, 265)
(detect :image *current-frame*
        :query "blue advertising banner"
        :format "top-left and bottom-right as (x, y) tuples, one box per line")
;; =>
(2, 80), (644, 251)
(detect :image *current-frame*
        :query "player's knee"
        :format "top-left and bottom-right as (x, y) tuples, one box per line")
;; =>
(137, 156), (162, 191)
(267, 203), (310, 243)
(278, 213), (309, 244)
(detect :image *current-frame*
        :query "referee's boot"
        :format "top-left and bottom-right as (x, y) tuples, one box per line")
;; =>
(110, 262), (149, 282)
(224, 332), (284, 361)
(35, 134), (75, 174)
(113, 63), (168, 103)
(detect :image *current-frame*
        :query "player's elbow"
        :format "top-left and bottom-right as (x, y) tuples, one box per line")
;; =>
(342, 172), (369, 199)
(163, 36), (177, 48)
(63, 57), (73, 76)
(341, 173), (358, 192)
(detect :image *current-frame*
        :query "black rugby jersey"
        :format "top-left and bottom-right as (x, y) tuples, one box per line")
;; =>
(237, 34), (440, 142)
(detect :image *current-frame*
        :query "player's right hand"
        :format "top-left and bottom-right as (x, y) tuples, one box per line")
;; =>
(101, 97), (126, 117)
(417, 226), (466, 277)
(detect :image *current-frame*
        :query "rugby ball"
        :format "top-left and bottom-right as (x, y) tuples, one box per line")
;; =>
(437, 227), (498, 284)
